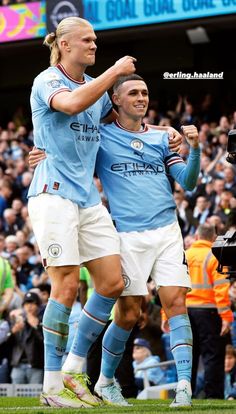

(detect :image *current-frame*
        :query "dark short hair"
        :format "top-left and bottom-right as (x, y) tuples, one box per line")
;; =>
(197, 224), (216, 241)
(113, 74), (145, 92)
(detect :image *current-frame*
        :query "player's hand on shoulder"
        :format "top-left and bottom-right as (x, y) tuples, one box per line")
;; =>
(167, 127), (182, 153)
(113, 56), (137, 76)
(181, 125), (199, 149)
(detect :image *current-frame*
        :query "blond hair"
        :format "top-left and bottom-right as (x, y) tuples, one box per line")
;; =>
(43, 17), (93, 66)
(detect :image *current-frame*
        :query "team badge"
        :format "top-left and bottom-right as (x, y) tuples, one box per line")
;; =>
(48, 244), (62, 258)
(122, 273), (131, 289)
(47, 80), (62, 89)
(130, 139), (144, 151)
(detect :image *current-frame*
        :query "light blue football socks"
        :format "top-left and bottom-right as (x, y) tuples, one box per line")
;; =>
(169, 314), (192, 382)
(101, 322), (132, 379)
(71, 290), (116, 357)
(43, 298), (71, 371)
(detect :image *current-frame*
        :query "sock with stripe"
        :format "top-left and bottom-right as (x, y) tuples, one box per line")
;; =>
(169, 313), (192, 382)
(62, 290), (116, 373)
(42, 298), (71, 393)
(98, 322), (132, 384)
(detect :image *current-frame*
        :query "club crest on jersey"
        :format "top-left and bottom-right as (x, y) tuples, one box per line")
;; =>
(122, 273), (131, 289)
(47, 80), (62, 89)
(131, 139), (144, 151)
(48, 244), (62, 258)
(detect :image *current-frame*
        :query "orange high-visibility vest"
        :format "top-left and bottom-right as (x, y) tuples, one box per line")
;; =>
(186, 239), (233, 322)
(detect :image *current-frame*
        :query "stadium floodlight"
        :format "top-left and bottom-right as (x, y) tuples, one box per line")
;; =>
(186, 27), (210, 44)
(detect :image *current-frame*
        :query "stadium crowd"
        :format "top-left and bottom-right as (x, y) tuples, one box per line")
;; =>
(0, 92), (236, 399)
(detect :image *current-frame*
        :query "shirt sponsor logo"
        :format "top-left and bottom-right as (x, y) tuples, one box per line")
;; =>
(70, 122), (100, 142)
(111, 162), (164, 176)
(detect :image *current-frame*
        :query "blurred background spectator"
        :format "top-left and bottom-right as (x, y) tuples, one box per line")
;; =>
(132, 337), (166, 393)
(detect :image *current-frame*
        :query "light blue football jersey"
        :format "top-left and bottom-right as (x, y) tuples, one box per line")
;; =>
(28, 64), (112, 207)
(96, 121), (200, 232)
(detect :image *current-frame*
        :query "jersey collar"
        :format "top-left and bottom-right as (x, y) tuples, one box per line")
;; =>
(56, 63), (86, 84)
(115, 120), (148, 133)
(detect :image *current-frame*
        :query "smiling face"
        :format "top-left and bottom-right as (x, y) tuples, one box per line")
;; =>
(113, 80), (149, 121)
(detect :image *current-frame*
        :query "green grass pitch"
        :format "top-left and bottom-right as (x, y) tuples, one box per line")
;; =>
(0, 398), (235, 414)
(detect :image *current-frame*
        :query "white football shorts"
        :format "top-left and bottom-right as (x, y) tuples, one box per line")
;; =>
(119, 221), (191, 296)
(28, 193), (120, 267)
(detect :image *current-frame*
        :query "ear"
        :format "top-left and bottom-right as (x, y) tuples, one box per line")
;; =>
(112, 93), (120, 106)
(61, 39), (70, 52)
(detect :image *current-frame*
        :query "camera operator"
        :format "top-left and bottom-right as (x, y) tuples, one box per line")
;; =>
(8, 291), (44, 384)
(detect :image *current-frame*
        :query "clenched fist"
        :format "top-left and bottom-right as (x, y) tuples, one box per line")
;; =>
(181, 125), (199, 149)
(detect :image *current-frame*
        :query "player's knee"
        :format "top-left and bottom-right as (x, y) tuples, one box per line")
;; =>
(111, 277), (125, 297)
(124, 307), (140, 328)
(116, 305), (140, 330)
(168, 294), (186, 315)
(51, 275), (79, 304)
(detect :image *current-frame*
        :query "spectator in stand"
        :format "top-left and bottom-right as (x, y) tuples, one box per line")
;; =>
(10, 138), (23, 161)
(8, 254), (26, 303)
(0, 178), (12, 218)
(20, 171), (33, 204)
(6, 122), (16, 140)
(215, 190), (235, 225)
(8, 253), (24, 309)
(15, 230), (27, 247)
(193, 196), (211, 225)
(143, 105), (161, 125)
(0, 234), (6, 257)
(11, 198), (24, 228)
(37, 283), (51, 307)
(16, 126), (33, 151)
(2, 208), (20, 236)
(132, 338), (166, 393)
(15, 158), (27, 180)
(209, 178), (226, 213)
(206, 214), (226, 235)
(4, 235), (19, 258)
(175, 96), (199, 127)
(9, 291), (44, 384)
(224, 345), (236, 400)
(174, 190), (197, 237)
(223, 166), (236, 196)
(216, 116), (230, 134)
(31, 270), (50, 289)
(15, 245), (35, 291)
(0, 256), (14, 317)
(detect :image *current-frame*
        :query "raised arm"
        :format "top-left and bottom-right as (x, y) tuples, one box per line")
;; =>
(52, 56), (136, 115)
(167, 125), (200, 191)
